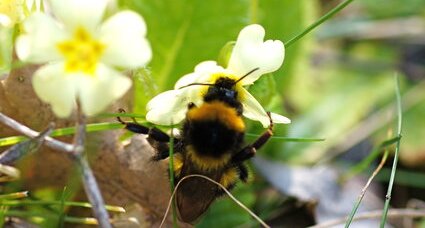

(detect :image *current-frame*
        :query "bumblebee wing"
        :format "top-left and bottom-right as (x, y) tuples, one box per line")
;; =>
(175, 176), (218, 223)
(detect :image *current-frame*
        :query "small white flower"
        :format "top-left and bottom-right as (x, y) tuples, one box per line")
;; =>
(146, 24), (290, 127)
(15, 0), (151, 117)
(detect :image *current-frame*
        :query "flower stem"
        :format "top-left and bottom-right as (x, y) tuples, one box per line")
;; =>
(285, 0), (355, 48)
(74, 105), (111, 228)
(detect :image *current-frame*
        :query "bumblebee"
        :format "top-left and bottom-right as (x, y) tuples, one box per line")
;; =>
(118, 69), (274, 223)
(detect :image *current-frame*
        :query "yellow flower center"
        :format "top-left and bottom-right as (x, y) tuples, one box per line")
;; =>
(57, 27), (105, 75)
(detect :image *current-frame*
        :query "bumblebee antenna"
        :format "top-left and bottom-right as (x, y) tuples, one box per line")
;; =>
(178, 67), (260, 89)
(234, 67), (260, 84)
(177, 82), (215, 90)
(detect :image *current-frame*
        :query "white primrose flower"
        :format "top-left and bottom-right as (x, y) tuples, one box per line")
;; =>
(15, 0), (151, 117)
(146, 24), (290, 127)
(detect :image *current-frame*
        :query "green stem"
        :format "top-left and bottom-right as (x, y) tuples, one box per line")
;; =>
(0, 191), (28, 200)
(380, 75), (403, 227)
(245, 133), (325, 142)
(168, 130), (178, 227)
(345, 150), (389, 227)
(0, 200), (124, 212)
(0, 122), (123, 147)
(285, 0), (355, 48)
(0, 210), (98, 225)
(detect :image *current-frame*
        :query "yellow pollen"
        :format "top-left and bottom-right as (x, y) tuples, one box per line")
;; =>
(57, 27), (105, 75)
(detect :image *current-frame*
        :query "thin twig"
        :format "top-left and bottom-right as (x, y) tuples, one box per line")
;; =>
(0, 111), (111, 227)
(73, 105), (111, 228)
(309, 209), (425, 228)
(75, 155), (111, 228)
(0, 124), (54, 165)
(160, 174), (270, 228)
(0, 112), (73, 152)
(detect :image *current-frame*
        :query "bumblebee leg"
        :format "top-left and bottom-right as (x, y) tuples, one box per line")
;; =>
(118, 116), (170, 142)
(237, 164), (249, 182)
(232, 112), (273, 163)
(148, 139), (171, 161)
(117, 114), (179, 160)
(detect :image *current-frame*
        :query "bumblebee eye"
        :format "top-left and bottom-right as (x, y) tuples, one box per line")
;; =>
(225, 90), (236, 98)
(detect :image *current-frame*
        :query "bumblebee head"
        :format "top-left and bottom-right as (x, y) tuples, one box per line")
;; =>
(178, 68), (259, 109)
(204, 77), (238, 102)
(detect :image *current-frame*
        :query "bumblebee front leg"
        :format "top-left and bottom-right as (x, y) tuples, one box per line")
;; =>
(117, 116), (170, 142)
(232, 112), (274, 163)
(117, 116), (175, 161)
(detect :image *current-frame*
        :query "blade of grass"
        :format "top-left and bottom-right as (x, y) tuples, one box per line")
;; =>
(0, 122), (324, 148)
(2, 210), (99, 225)
(0, 122), (123, 147)
(0, 206), (5, 228)
(0, 200), (125, 212)
(58, 188), (68, 228)
(98, 112), (146, 119)
(245, 133), (325, 142)
(380, 75), (403, 227)
(168, 129), (178, 227)
(345, 149), (389, 227)
(285, 0), (355, 48)
(0, 191), (28, 200)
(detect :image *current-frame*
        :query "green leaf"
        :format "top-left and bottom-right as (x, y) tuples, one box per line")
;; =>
(120, 0), (250, 91)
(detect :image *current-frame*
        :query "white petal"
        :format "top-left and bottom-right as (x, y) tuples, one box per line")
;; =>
(146, 89), (191, 125)
(100, 11), (151, 68)
(270, 112), (291, 124)
(49, 0), (107, 31)
(15, 12), (66, 63)
(240, 88), (270, 127)
(174, 72), (200, 89)
(32, 62), (77, 118)
(175, 61), (226, 89)
(227, 24), (285, 85)
(0, 14), (12, 27)
(77, 64), (132, 116)
(194, 61), (226, 74)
